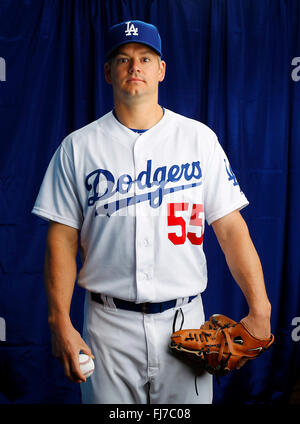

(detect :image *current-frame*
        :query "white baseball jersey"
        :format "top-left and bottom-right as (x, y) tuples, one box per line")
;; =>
(32, 109), (249, 302)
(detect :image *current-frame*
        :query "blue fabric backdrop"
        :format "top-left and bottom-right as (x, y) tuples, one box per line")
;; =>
(0, 0), (299, 404)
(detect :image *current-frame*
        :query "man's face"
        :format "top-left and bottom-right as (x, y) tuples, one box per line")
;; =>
(104, 43), (166, 103)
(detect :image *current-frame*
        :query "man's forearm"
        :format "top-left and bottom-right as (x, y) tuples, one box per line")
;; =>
(213, 211), (271, 318)
(44, 222), (79, 328)
(223, 228), (271, 317)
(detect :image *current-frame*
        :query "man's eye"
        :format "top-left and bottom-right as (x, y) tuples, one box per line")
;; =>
(118, 58), (128, 63)
(142, 57), (150, 62)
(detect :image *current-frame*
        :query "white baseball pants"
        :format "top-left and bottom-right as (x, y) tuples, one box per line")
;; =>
(80, 293), (213, 404)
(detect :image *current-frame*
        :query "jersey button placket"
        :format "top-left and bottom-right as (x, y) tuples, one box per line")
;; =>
(134, 141), (155, 303)
(135, 205), (155, 302)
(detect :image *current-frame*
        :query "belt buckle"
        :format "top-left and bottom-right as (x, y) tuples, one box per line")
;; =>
(141, 303), (148, 313)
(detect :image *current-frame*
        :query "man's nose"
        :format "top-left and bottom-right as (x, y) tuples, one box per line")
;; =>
(129, 58), (140, 73)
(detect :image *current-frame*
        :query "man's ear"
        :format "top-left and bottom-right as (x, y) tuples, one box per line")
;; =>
(158, 60), (166, 83)
(104, 62), (112, 84)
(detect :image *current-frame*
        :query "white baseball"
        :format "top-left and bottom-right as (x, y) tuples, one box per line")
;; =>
(79, 353), (95, 378)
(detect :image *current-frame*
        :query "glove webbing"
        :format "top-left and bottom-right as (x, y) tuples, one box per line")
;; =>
(213, 326), (234, 363)
(186, 322), (235, 380)
(193, 326), (234, 395)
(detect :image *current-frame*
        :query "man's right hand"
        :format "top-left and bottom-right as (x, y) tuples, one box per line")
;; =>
(50, 317), (94, 383)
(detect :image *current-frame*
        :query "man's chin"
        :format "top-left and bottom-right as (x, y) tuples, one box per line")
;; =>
(123, 89), (147, 99)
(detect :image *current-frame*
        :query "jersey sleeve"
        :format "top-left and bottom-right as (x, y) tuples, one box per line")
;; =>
(31, 142), (83, 229)
(203, 135), (249, 225)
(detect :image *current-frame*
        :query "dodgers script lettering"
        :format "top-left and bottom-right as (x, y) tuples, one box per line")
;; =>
(85, 159), (202, 217)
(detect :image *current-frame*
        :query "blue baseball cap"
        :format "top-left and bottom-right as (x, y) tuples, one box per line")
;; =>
(105, 20), (162, 59)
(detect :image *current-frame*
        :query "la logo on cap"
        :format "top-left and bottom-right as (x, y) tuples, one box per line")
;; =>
(125, 21), (139, 36)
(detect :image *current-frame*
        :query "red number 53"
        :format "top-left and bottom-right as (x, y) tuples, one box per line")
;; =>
(167, 203), (204, 245)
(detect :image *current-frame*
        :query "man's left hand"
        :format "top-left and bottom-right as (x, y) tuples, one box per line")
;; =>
(237, 313), (271, 369)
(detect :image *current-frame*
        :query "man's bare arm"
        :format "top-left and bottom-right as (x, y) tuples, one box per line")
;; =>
(211, 210), (271, 339)
(45, 221), (94, 383)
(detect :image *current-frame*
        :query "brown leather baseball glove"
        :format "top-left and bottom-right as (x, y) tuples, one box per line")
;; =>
(169, 314), (274, 376)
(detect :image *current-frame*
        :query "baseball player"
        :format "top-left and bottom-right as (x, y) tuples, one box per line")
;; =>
(32, 20), (271, 404)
